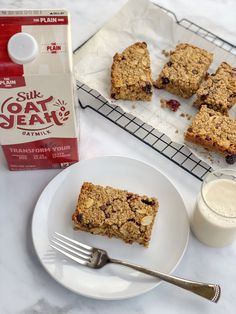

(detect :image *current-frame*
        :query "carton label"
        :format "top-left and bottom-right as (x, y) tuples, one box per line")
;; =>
(0, 90), (69, 133)
(2, 137), (78, 170)
(0, 10), (79, 170)
(0, 77), (26, 88)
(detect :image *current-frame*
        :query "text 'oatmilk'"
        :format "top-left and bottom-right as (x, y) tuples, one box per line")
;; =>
(0, 10), (79, 170)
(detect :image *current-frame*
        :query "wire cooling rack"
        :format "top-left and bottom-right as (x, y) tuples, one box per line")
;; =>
(75, 3), (236, 181)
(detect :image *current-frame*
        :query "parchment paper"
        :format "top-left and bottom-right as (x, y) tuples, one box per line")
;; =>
(74, 0), (236, 169)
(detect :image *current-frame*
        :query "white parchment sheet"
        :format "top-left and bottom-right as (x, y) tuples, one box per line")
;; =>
(74, 0), (236, 169)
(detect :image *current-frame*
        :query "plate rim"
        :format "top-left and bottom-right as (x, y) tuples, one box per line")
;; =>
(31, 155), (190, 300)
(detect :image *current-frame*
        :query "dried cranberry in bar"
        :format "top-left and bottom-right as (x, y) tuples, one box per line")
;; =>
(0, 10), (79, 170)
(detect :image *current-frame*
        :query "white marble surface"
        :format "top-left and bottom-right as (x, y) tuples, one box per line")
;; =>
(0, 0), (236, 313)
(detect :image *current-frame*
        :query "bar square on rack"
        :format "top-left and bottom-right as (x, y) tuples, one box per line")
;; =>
(154, 43), (213, 98)
(185, 105), (236, 157)
(111, 42), (153, 101)
(193, 62), (236, 115)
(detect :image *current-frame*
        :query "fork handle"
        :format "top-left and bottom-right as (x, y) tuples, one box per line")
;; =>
(109, 258), (220, 303)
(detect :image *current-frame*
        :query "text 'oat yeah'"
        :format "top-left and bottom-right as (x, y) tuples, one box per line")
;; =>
(0, 90), (63, 130)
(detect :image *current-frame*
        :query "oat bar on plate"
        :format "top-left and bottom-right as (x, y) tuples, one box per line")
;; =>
(193, 62), (236, 115)
(111, 42), (153, 101)
(154, 43), (213, 98)
(72, 182), (159, 247)
(185, 105), (236, 156)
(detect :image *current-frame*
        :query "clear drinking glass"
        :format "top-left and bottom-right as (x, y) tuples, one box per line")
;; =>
(191, 169), (236, 247)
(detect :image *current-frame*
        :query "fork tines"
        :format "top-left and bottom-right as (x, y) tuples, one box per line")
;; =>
(50, 232), (93, 266)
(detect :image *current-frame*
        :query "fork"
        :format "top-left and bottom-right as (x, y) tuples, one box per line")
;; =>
(50, 232), (221, 302)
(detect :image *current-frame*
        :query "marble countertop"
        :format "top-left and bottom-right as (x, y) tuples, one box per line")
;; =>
(0, 1), (236, 313)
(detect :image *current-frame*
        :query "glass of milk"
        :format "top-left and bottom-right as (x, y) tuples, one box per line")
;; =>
(191, 169), (236, 247)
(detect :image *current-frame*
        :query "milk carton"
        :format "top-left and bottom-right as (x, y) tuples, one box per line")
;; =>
(0, 10), (79, 170)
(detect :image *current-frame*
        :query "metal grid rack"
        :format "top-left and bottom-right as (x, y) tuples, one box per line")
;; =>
(75, 3), (236, 181)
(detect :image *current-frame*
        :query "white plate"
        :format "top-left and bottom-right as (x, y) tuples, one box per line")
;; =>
(32, 156), (189, 300)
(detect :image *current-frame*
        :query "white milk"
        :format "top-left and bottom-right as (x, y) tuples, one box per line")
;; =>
(191, 179), (236, 247)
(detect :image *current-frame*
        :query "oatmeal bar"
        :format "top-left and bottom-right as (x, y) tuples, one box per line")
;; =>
(72, 182), (159, 247)
(185, 106), (236, 156)
(154, 43), (213, 98)
(111, 42), (153, 101)
(193, 62), (236, 115)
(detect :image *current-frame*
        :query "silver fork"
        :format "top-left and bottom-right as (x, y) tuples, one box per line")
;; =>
(50, 232), (221, 303)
